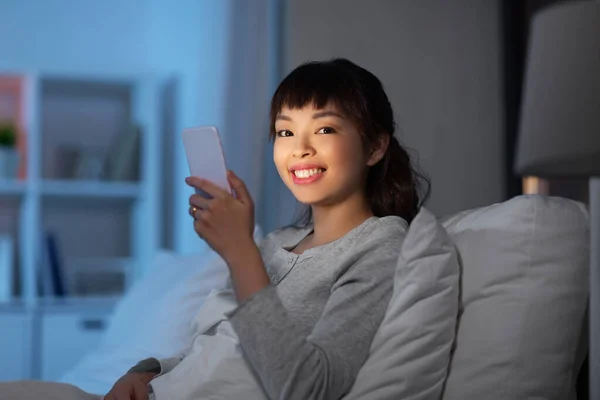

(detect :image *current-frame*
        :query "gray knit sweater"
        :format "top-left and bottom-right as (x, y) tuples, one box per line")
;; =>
(132, 216), (407, 400)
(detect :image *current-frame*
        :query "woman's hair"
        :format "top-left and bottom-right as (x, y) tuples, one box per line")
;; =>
(269, 58), (430, 226)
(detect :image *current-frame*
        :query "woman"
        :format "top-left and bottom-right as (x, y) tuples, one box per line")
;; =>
(109, 58), (429, 400)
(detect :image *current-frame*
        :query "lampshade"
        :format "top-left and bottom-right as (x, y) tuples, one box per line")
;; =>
(515, 1), (600, 177)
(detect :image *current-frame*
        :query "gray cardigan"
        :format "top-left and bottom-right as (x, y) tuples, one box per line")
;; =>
(131, 216), (407, 400)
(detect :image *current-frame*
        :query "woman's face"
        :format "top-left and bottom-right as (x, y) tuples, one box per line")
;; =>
(273, 103), (371, 206)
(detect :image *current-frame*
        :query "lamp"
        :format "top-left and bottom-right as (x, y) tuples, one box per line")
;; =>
(514, 1), (600, 397)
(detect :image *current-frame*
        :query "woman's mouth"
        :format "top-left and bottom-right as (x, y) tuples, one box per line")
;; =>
(291, 168), (326, 185)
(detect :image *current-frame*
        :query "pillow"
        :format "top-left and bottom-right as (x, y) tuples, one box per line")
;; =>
(440, 195), (589, 400)
(344, 207), (460, 400)
(99, 250), (218, 349)
(59, 252), (231, 395)
(60, 226), (264, 395)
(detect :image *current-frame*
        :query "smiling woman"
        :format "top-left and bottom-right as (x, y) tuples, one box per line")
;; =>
(269, 58), (430, 227)
(173, 59), (432, 400)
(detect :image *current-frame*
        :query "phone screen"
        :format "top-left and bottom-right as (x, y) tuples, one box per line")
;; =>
(182, 126), (230, 198)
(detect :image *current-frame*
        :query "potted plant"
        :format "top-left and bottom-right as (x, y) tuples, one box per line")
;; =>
(0, 122), (19, 179)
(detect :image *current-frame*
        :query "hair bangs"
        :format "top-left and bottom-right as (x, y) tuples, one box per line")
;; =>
(269, 61), (357, 141)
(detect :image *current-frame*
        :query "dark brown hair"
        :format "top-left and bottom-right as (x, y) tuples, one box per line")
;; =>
(269, 58), (430, 226)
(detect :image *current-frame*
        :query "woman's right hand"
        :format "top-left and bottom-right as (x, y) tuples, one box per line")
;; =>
(104, 372), (156, 400)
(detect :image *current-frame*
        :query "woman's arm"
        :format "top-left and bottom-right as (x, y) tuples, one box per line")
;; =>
(186, 172), (272, 303)
(227, 227), (405, 400)
(225, 241), (271, 303)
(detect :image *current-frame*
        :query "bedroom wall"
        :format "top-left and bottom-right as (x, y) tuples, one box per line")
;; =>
(0, 1), (150, 72)
(282, 0), (505, 218)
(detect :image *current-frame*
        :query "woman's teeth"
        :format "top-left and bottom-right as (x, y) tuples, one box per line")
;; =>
(293, 168), (324, 178)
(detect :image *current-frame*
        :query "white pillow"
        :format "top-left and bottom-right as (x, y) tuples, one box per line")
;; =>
(344, 207), (460, 400)
(441, 195), (589, 400)
(59, 252), (231, 395)
(100, 250), (217, 349)
(61, 226), (264, 395)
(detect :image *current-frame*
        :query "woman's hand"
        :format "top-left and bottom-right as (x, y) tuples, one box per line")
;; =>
(186, 170), (255, 263)
(187, 170), (270, 303)
(104, 372), (155, 400)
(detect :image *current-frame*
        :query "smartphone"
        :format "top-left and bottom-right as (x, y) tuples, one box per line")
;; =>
(182, 125), (231, 198)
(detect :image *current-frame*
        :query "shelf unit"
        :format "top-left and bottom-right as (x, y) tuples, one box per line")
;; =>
(40, 179), (141, 199)
(0, 67), (165, 380)
(0, 179), (26, 196)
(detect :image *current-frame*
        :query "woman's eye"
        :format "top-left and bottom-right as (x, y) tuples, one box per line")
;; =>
(276, 130), (293, 138)
(317, 127), (335, 134)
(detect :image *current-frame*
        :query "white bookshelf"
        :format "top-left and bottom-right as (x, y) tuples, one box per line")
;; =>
(0, 179), (26, 196)
(0, 67), (166, 380)
(40, 180), (141, 199)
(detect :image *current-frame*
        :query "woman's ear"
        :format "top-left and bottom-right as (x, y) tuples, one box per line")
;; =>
(367, 134), (390, 166)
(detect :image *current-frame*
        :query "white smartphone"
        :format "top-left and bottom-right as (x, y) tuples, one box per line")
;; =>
(182, 125), (231, 198)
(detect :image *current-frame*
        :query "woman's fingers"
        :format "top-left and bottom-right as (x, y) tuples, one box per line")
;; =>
(132, 381), (149, 400)
(227, 170), (253, 205)
(185, 176), (228, 199)
(189, 194), (211, 211)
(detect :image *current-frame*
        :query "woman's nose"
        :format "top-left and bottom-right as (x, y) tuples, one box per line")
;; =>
(292, 138), (315, 158)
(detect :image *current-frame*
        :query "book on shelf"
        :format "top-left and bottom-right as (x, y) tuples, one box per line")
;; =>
(0, 234), (14, 302)
(55, 146), (105, 180)
(53, 123), (141, 183)
(103, 122), (141, 182)
(38, 231), (67, 297)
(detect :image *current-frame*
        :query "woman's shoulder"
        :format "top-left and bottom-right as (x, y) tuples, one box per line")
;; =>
(368, 215), (408, 232)
(331, 216), (408, 285)
(355, 215), (408, 245)
(259, 216), (408, 256)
